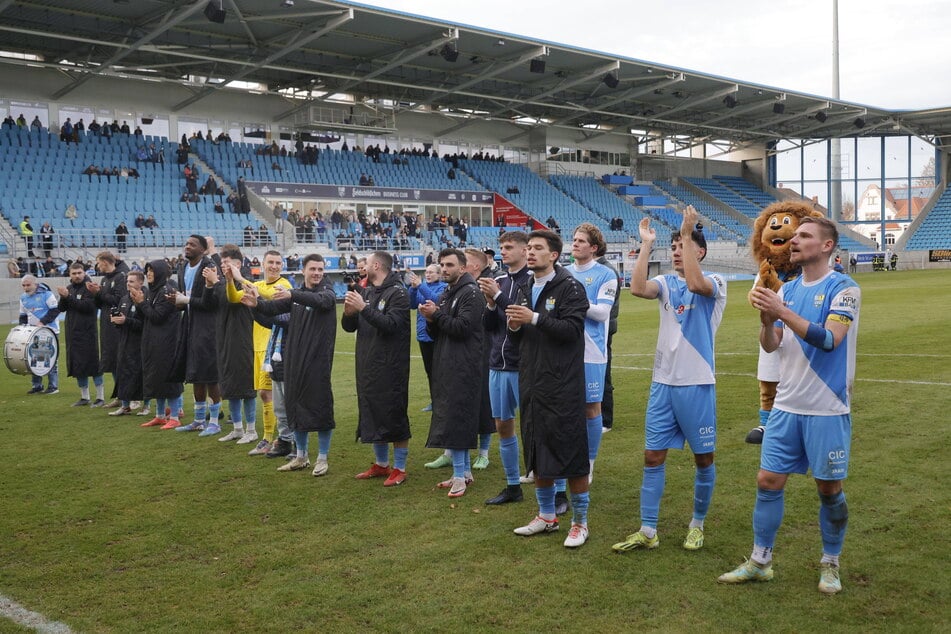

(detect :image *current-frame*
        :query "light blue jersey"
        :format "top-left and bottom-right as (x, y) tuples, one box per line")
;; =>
(651, 273), (726, 386)
(773, 271), (860, 416)
(569, 260), (617, 364)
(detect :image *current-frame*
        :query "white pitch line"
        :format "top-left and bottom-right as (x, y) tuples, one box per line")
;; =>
(613, 366), (951, 386)
(0, 594), (73, 633)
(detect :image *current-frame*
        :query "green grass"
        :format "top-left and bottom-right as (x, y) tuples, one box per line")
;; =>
(1, 270), (949, 632)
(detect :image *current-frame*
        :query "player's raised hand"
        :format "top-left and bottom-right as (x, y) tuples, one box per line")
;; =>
(638, 217), (655, 244)
(680, 205), (700, 236)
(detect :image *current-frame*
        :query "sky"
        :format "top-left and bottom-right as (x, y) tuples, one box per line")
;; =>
(355, 0), (951, 111)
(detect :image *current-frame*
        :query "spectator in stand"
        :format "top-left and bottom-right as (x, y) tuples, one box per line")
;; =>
(16, 113), (26, 127)
(214, 201), (225, 214)
(30, 115), (42, 130)
(19, 216), (35, 257)
(115, 222), (129, 254)
(57, 205), (76, 231)
(119, 121), (130, 135)
(40, 222), (55, 258)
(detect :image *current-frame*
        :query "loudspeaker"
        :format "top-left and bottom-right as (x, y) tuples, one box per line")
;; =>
(772, 103), (785, 115)
(815, 111), (828, 123)
(530, 59), (546, 74)
(723, 95), (737, 108)
(602, 72), (619, 89)
(141, 117), (154, 125)
(549, 146), (560, 155)
(204, 1), (225, 23)
(440, 44), (459, 63)
(853, 117), (866, 129)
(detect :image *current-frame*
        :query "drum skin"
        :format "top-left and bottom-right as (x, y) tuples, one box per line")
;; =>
(4, 325), (59, 377)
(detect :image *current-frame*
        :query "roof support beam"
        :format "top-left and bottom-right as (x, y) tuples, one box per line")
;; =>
(644, 84), (738, 122)
(172, 9), (353, 111)
(437, 60), (620, 136)
(430, 46), (548, 101)
(225, 0), (259, 49)
(745, 101), (830, 132)
(700, 94), (784, 126)
(275, 28), (460, 121)
(51, 0), (208, 100)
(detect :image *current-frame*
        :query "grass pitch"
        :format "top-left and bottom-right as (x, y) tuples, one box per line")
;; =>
(0, 270), (948, 632)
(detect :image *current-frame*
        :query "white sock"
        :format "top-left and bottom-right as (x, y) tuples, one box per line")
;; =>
(751, 545), (772, 565)
(479, 449), (489, 458)
(639, 526), (657, 539)
(80, 386), (90, 400)
(689, 518), (704, 530)
(820, 553), (840, 567)
(96, 384), (105, 400)
(233, 422), (244, 432)
(318, 453), (328, 461)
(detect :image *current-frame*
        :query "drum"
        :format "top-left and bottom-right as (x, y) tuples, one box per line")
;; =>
(4, 325), (59, 377)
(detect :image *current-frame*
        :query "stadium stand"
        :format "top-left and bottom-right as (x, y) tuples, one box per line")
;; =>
(713, 175), (778, 207)
(549, 174), (665, 244)
(0, 128), (270, 249)
(653, 180), (750, 243)
(905, 187), (951, 250)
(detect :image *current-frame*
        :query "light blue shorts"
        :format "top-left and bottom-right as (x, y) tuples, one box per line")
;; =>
(645, 382), (716, 454)
(489, 369), (519, 420)
(584, 363), (607, 403)
(761, 409), (851, 480)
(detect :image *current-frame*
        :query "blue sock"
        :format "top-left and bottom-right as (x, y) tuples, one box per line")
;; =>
(536, 485), (556, 517)
(243, 397), (256, 428)
(294, 430), (309, 454)
(499, 435), (520, 486)
(373, 442), (389, 466)
(555, 479), (567, 494)
(693, 464), (716, 522)
(168, 395), (183, 420)
(394, 447), (408, 471)
(759, 409), (770, 427)
(208, 401), (221, 424)
(450, 449), (467, 479)
(571, 491), (590, 526)
(753, 488), (785, 551)
(587, 414), (603, 460)
(156, 398), (167, 419)
(640, 464), (666, 529)
(464, 452), (471, 473)
(193, 400), (207, 424)
(819, 491), (848, 556)
(317, 430), (332, 459)
(479, 433), (491, 455)
(228, 398), (243, 426)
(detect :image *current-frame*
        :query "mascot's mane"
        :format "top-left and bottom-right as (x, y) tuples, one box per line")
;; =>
(750, 200), (824, 273)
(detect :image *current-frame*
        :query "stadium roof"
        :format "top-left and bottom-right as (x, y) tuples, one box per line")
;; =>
(1, 0), (948, 146)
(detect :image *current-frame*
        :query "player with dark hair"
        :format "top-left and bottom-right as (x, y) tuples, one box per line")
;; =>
(508, 230), (592, 547)
(613, 206), (726, 554)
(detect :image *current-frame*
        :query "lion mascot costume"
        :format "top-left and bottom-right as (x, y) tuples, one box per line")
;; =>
(745, 200), (824, 444)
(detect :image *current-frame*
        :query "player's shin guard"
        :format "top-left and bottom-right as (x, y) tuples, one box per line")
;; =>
(228, 398), (243, 428)
(193, 399), (207, 424)
(571, 491), (590, 526)
(373, 442), (389, 467)
(586, 414), (603, 460)
(693, 464), (716, 522)
(242, 397), (256, 431)
(316, 429), (332, 460)
(536, 485), (556, 518)
(262, 400), (275, 440)
(819, 491), (848, 556)
(499, 435), (521, 486)
(753, 488), (785, 557)
(393, 446), (408, 471)
(640, 464), (666, 529)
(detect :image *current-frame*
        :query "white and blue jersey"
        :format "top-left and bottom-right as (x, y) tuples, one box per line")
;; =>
(19, 286), (60, 334)
(651, 273), (726, 386)
(773, 271), (860, 416)
(568, 260), (617, 364)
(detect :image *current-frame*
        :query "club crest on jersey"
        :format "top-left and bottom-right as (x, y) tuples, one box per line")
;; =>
(545, 297), (556, 312)
(814, 293), (826, 308)
(585, 276), (594, 285)
(377, 299), (386, 310)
